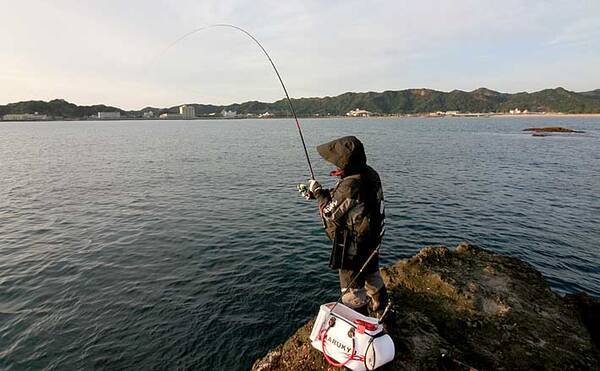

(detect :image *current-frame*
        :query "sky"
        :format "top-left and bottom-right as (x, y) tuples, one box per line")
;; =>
(1, 0), (599, 109)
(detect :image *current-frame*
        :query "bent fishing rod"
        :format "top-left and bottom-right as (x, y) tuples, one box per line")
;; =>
(159, 24), (315, 180)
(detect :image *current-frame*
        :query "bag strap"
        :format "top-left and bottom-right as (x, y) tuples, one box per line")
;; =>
(320, 325), (358, 367)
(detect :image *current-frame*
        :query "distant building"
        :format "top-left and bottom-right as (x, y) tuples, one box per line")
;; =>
(510, 108), (530, 114)
(509, 108), (529, 114)
(428, 111), (460, 117)
(98, 111), (121, 120)
(2, 112), (48, 121)
(346, 108), (371, 117)
(143, 111), (154, 118)
(179, 105), (196, 120)
(258, 111), (273, 118)
(221, 110), (237, 118)
(159, 113), (183, 119)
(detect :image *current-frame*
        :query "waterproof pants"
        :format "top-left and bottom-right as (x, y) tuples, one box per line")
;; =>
(339, 269), (388, 316)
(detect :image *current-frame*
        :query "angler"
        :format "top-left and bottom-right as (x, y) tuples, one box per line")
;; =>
(304, 136), (389, 318)
(162, 24), (395, 369)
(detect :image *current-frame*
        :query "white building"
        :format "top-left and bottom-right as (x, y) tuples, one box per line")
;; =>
(159, 113), (183, 119)
(346, 108), (372, 117)
(179, 105), (195, 120)
(258, 111), (273, 118)
(98, 111), (121, 120)
(221, 110), (237, 118)
(428, 111), (461, 117)
(143, 111), (154, 119)
(2, 112), (48, 121)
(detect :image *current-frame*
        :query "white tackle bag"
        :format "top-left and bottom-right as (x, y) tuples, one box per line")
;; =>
(309, 302), (395, 370)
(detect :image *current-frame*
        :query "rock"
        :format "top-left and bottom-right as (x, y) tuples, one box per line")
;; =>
(563, 293), (600, 349)
(522, 126), (584, 133)
(252, 243), (600, 370)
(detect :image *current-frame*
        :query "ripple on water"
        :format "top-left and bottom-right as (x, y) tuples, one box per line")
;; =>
(0, 117), (599, 370)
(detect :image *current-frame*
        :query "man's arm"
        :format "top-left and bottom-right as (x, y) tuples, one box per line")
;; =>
(312, 179), (359, 225)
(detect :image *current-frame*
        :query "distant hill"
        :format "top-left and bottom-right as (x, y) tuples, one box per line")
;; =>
(2, 87), (600, 119)
(0, 99), (126, 118)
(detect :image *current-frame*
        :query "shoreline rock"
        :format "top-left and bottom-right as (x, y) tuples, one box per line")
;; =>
(252, 243), (599, 370)
(523, 126), (584, 133)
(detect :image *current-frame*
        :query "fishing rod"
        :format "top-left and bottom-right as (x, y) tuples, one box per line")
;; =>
(158, 24), (315, 180)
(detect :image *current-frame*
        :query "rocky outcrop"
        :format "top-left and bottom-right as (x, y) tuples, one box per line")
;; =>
(523, 126), (584, 133)
(252, 243), (599, 370)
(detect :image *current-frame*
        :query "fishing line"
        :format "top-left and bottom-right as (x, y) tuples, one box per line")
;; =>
(155, 24), (315, 180)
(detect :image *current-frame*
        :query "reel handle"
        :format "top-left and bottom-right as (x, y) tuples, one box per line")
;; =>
(297, 183), (315, 200)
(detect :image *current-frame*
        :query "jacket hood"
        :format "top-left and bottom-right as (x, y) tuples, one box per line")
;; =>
(316, 136), (367, 173)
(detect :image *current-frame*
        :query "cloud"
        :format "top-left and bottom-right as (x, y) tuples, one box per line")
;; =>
(547, 17), (600, 47)
(0, 0), (599, 109)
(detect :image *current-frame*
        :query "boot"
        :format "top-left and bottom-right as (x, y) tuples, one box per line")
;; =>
(368, 286), (389, 319)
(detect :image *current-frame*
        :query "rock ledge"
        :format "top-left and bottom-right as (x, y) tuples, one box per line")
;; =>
(252, 243), (599, 370)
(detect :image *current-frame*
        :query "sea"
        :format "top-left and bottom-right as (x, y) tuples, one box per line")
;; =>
(1, 117), (599, 370)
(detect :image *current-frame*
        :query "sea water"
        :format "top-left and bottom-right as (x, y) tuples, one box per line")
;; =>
(1, 117), (599, 370)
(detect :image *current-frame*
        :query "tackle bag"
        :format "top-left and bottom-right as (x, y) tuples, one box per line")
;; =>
(309, 302), (395, 370)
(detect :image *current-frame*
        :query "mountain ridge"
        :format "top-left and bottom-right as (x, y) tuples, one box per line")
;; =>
(2, 87), (600, 119)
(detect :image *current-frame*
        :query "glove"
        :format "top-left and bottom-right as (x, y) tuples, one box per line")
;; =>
(308, 179), (322, 194)
(297, 183), (314, 200)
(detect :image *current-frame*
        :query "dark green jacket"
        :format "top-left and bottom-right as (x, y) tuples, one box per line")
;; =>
(314, 136), (385, 271)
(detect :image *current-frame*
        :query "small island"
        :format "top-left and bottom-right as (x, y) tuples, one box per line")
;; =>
(523, 126), (584, 133)
(253, 243), (599, 370)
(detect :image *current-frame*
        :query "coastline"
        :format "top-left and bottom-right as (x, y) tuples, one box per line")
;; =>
(2, 112), (600, 123)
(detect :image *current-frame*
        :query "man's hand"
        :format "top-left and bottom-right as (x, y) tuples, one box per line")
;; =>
(308, 179), (322, 194)
(297, 183), (315, 200)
